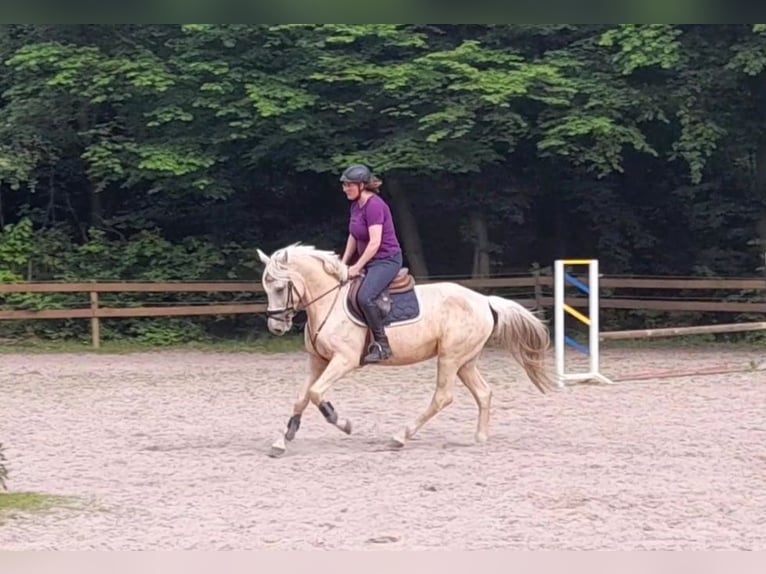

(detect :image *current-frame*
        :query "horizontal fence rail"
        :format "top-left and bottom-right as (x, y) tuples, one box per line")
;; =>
(0, 304), (267, 321)
(0, 281), (266, 348)
(598, 321), (766, 340)
(0, 272), (764, 348)
(0, 282), (263, 293)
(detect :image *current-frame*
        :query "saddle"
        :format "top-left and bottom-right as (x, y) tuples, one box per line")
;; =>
(347, 267), (416, 321)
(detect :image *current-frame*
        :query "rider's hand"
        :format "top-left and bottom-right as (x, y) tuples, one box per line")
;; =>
(349, 263), (363, 278)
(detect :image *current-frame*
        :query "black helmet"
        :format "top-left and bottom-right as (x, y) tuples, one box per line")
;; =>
(340, 164), (372, 184)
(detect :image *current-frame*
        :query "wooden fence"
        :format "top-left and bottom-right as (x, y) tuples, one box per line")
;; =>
(1, 273), (765, 347)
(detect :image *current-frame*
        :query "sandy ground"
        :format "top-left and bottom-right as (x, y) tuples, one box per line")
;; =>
(1, 345), (765, 550)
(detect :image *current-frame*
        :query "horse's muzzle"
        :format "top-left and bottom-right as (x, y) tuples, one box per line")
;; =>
(267, 317), (291, 335)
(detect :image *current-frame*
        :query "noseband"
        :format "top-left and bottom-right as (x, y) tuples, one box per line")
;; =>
(264, 280), (299, 321)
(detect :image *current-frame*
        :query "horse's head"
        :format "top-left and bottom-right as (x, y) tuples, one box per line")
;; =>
(257, 243), (348, 335)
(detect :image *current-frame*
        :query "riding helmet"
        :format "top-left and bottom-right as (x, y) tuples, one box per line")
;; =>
(339, 164), (372, 184)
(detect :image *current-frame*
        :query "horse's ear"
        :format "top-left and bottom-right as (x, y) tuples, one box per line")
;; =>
(256, 248), (270, 265)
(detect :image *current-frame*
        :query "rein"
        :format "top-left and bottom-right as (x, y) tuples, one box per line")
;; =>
(265, 275), (349, 358)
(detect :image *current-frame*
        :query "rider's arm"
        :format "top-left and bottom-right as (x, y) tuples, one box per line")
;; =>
(341, 234), (357, 264)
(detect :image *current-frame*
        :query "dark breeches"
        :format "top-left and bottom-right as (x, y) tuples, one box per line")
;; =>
(357, 252), (403, 308)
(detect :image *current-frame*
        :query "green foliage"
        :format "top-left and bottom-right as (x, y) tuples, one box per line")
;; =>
(0, 218), (34, 269)
(0, 218), (255, 343)
(537, 114), (657, 176)
(0, 24), (764, 343)
(598, 24), (682, 75)
(0, 219), (67, 319)
(726, 25), (766, 76)
(118, 319), (207, 346)
(669, 97), (727, 184)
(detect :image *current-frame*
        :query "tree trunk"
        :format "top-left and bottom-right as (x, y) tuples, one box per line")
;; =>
(755, 157), (766, 276)
(77, 102), (101, 230)
(90, 189), (102, 228)
(385, 178), (429, 278)
(752, 72), (766, 275)
(554, 193), (566, 260)
(470, 211), (491, 278)
(754, 74), (766, 274)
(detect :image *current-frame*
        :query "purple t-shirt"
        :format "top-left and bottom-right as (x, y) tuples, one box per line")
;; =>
(349, 195), (401, 260)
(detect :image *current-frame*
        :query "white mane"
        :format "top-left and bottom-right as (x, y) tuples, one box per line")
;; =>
(265, 242), (347, 282)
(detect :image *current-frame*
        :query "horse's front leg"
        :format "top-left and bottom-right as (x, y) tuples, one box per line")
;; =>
(269, 353), (327, 457)
(269, 354), (356, 457)
(306, 354), (357, 437)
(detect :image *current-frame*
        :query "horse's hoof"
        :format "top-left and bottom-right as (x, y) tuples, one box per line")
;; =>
(340, 419), (352, 435)
(268, 435), (287, 458)
(388, 436), (406, 449)
(268, 445), (286, 458)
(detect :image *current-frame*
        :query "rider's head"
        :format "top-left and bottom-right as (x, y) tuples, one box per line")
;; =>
(340, 164), (383, 200)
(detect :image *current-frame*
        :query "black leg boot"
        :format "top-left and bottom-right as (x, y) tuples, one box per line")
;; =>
(361, 301), (393, 364)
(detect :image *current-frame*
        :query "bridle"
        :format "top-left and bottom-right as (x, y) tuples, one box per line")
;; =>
(264, 275), (349, 358)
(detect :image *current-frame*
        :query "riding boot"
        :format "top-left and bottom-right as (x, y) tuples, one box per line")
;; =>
(361, 301), (393, 364)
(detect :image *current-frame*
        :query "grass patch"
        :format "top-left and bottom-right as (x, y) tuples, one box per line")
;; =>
(0, 333), (306, 354)
(0, 492), (79, 520)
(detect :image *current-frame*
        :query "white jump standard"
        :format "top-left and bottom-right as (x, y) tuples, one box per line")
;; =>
(553, 259), (615, 386)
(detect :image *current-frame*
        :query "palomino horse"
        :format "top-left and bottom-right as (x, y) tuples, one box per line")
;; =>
(256, 243), (559, 457)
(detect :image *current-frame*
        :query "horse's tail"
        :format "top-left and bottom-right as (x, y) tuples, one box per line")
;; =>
(486, 295), (559, 394)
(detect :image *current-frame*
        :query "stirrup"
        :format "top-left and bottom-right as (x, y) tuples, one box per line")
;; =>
(363, 341), (392, 364)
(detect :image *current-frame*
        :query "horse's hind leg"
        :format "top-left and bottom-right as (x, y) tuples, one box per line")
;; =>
(457, 360), (493, 443)
(390, 355), (458, 448)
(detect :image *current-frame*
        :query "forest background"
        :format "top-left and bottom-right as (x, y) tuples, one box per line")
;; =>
(1, 24), (764, 346)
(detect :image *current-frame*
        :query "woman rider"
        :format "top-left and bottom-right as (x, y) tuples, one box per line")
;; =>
(339, 164), (403, 364)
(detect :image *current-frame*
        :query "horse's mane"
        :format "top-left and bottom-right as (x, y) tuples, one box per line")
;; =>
(266, 242), (347, 282)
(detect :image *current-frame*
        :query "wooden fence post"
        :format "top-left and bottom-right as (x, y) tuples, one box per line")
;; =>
(90, 291), (100, 349)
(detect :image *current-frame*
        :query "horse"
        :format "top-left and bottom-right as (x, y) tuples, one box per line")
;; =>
(256, 242), (559, 457)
